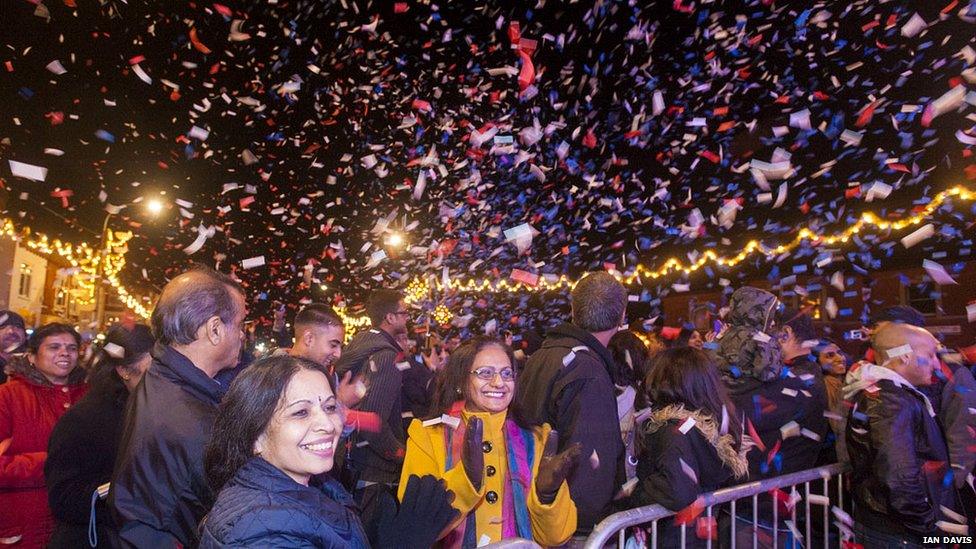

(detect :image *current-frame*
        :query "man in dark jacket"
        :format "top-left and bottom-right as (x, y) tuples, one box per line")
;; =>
(110, 267), (246, 548)
(844, 322), (964, 546)
(333, 289), (409, 545)
(515, 271), (627, 535)
(714, 288), (830, 543)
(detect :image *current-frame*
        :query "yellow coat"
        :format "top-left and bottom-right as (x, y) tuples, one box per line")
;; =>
(398, 409), (576, 547)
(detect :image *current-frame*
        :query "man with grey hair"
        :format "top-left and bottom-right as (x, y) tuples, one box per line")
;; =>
(515, 271), (627, 535)
(111, 266), (246, 548)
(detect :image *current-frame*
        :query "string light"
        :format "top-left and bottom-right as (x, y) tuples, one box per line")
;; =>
(1, 218), (150, 319)
(433, 304), (454, 325)
(403, 277), (430, 304)
(266, 185), (976, 331)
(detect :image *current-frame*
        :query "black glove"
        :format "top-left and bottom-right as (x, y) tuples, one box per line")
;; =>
(376, 474), (460, 549)
(461, 417), (484, 491)
(535, 430), (582, 504)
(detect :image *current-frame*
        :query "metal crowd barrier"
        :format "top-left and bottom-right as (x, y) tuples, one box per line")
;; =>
(584, 463), (851, 549)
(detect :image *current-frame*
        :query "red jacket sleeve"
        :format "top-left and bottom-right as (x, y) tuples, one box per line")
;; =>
(0, 386), (47, 488)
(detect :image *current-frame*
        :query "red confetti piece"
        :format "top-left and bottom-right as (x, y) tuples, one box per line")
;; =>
(189, 27), (212, 55)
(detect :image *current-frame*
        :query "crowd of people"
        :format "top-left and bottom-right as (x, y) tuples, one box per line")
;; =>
(0, 266), (974, 548)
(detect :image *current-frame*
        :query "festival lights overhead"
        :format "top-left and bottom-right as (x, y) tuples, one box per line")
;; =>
(1, 218), (151, 320)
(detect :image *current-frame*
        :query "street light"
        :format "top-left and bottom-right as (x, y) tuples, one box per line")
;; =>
(385, 232), (404, 248)
(95, 196), (166, 331)
(146, 199), (164, 216)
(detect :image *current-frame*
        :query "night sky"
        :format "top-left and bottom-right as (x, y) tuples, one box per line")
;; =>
(2, 0), (975, 332)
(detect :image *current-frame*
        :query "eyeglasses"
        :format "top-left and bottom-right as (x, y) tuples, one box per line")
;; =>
(470, 367), (516, 382)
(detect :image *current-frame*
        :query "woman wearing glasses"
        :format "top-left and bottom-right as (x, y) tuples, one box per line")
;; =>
(399, 337), (581, 548)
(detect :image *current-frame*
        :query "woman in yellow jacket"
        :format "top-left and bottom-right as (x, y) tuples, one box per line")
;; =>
(399, 337), (581, 548)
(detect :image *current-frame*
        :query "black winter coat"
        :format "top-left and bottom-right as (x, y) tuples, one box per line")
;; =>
(630, 406), (748, 548)
(110, 345), (226, 548)
(725, 370), (829, 480)
(199, 457), (368, 548)
(515, 322), (625, 534)
(846, 372), (961, 542)
(46, 372), (129, 548)
(333, 329), (405, 484)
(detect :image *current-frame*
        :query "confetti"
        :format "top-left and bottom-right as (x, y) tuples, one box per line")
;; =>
(7, 160), (47, 182)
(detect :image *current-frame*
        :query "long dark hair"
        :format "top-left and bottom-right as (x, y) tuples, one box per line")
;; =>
(205, 355), (333, 493)
(87, 324), (154, 388)
(644, 347), (742, 447)
(608, 330), (652, 388)
(426, 337), (528, 428)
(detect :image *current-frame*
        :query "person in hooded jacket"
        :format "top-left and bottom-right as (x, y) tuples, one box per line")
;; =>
(201, 355), (457, 548)
(0, 323), (87, 547)
(333, 289), (411, 545)
(628, 347), (748, 548)
(713, 287), (830, 546)
(46, 323), (154, 548)
(845, 323), (964, 547)
(515, 271), (628, 536)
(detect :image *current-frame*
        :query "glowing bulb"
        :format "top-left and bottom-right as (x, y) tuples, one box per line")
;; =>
(146, 199), (164, 215)
(386, 232), (404, 247)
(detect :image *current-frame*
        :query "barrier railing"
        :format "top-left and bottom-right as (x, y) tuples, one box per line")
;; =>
(584, 463), (851, 549)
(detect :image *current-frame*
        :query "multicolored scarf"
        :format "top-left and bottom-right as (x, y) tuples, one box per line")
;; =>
(442, 404), (535, 548)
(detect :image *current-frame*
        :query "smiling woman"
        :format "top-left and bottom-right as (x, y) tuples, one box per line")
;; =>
(0, 323), (87, 548)
(400, 337), (580, 548)
(200, 355), (367, 547)
(200, 355), (457, 548)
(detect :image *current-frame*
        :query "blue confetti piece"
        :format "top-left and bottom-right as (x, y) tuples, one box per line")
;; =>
(95, 129), (116, 143)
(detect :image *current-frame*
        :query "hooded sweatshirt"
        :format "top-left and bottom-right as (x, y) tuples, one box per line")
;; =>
(0, 356), (87, 547)
(715, 287), (782, 384)
(334, 328), (406, 484)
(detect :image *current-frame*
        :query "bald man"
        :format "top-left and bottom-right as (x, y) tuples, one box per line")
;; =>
(843, 323), (963, 546)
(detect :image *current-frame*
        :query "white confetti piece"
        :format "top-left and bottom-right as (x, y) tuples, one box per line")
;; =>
(900, 13), (927, 38)
(562, 351), (576, 367)
(678, 416), (696, 434)
(678, 457), (698, 483)
(900, 224), (935, 248)
(922, 259), (958, 285)
(188, 125), (210, 141)
(8, 160), (47, 182)
(886, 344), (913, 359)
(45, 60), (67, 75)
(103, 342), (125, 359)
(241, 256), (266, 269)
(779, 420), (800, 439)
(589, 449), (600, 470)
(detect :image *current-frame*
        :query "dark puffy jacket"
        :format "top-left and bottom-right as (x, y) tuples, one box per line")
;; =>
(333, 329), (405, 484)
(46, 372), (129, 548)
(515, 322), (625, 535)
(630, 405), (748, 547)
(200, 457), (368, 548)
(844, 363), (962, 542)
(110, 345), (226, 548)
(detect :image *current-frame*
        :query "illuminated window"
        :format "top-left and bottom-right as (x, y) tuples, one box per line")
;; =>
(17, 263), (32, 298)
